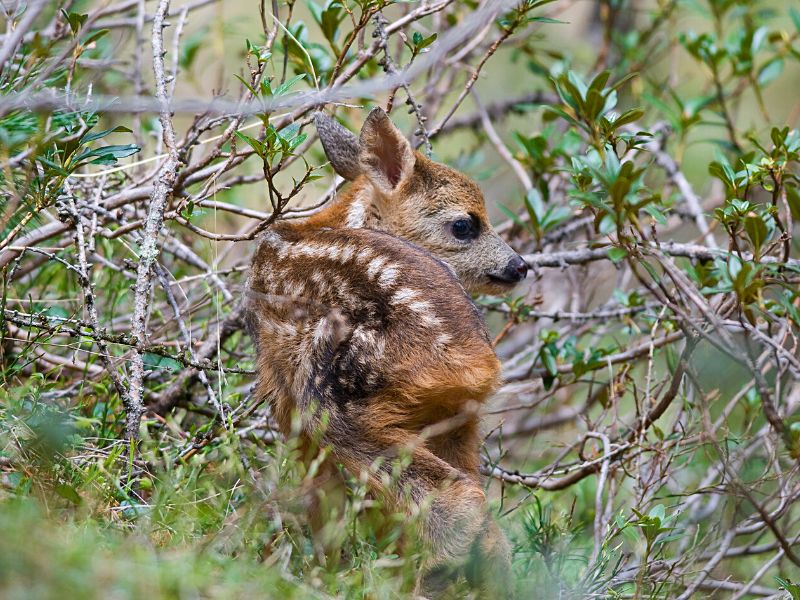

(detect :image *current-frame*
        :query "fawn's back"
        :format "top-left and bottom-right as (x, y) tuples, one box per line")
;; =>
(248, 225), (500, 437)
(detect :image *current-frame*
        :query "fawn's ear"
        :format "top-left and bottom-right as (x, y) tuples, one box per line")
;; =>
(359, 107), (415, 194)
(314, 112), (362, 181)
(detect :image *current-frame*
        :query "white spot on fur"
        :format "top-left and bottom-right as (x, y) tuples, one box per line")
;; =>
(332, 275), (350, 298)
(339, 245), (355, 263)
(324, 245), (342, 261)
(405, 300), (441, 327)
(367, 256), (387, 279)
(256, 271), (280, 293)
(422, 314), (442, 327)
(346, 199), (367, 228)
(435, 333), (452, 347)
(352, 325), (385, 360)
(352, 325), (376, 347)
(262, 232), (291, 259)
(356, 247), (374, 264)
(312, 318), (330, 345)
(276, 322), (297, 337)
(391, 288), (419, 305)
(378, 266), (398, 288)
(292, 243), (322, 259)
(408, 300), (433, 314)
(310, 271), (330, 296)
(283, 280), (306, 299)
(293, 242), (355, 263)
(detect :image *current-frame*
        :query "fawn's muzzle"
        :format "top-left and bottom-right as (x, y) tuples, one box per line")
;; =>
(488, 255), (529, 284)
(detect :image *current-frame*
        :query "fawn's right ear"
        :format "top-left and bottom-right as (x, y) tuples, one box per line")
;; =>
(358, 107), (415, 195)
(314, 112), (362, 181)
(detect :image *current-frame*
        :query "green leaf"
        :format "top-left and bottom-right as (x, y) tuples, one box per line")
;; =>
(612, 108), (644, 130)
(274, 74), (306, 97)
(81, 28), (109, 48)
(786, 186), (800, 221)
(527, 16), (566, 24)
(621, 520), (640, 543)
(751, 26), (769, 55)
(539, 348), (558, 376)
(643, 204), (667, 225)
(543, 105), (580, 128)
(498, 204), (528, 229)
(142, 353), (183, 373)
(607, 247), (627, 264)
(743, 212), (768, 257)
(180, 27), (208, 69)
(524, 188), (545, 228)
(757, 58), (784, 86)
(235, 131), (266, 158)
(43, 305), (71, 319)
(601, 89), (618, 117)
(36, 156), (70, 176)
(287, 132), (307, 152)
(776, 577), (800, 600)
(320, 1), (345, 45)
(541, 206), (571, 231)
(73, 144), (140, 167)
(709, 159), (735, 191)
(81, 125), (133, 144)
(610, 71), (638, 92)
(654, 532), (684, 545)
(588, 70), (611, 94)
(61, 10), (88, 35)
(307, 0), (324, 25)
(234, 74), (258, 97)
(648, 504), (666, 521)
(559, 75), (586, 114)
(791, 8), (800, 35)
(585, 89), (606, 120)
(55, 483), (82, 505)
(413, 32), (437, 52)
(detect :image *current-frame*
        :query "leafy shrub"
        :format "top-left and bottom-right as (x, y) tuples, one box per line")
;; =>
(2, 0), (800, 597)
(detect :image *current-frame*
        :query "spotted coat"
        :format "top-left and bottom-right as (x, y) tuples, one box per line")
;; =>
(245, 108), (517, 597)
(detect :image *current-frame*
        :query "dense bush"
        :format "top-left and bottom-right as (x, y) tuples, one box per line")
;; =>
(2, 0), (800, 597)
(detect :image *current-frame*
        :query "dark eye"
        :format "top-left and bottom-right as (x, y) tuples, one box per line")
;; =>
(451, 217), (478, 241)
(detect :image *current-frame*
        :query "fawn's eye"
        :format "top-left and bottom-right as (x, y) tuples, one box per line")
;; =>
(451, 217), (479, 241)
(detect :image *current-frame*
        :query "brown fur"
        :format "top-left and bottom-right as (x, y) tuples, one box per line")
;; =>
(246, 109), (521, 597)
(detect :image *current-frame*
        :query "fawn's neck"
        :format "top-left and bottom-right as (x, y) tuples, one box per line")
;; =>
(289, 178), (382, 234)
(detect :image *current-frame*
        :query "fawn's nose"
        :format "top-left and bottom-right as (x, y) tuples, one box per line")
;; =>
(503, 255), (529, 282)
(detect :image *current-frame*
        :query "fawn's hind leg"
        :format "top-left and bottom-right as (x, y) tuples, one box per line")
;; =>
(328, 426), (512, 598)
(423, 418), (513, 596)
(419, 485), (513, 599)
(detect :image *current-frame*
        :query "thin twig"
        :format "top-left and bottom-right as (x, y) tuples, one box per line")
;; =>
(125, 0), (181, 441)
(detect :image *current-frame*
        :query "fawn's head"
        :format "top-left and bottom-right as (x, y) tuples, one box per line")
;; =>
(314, 108), (527, 295)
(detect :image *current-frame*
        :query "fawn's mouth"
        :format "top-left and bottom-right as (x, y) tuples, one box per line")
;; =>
(486, 273), (521, 287)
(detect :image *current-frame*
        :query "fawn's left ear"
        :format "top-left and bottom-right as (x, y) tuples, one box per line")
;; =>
(359, 107), (416, 194)
(314, 112), (362, 181)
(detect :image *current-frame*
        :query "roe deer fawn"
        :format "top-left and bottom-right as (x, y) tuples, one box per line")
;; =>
(245, 108), (527, 596)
